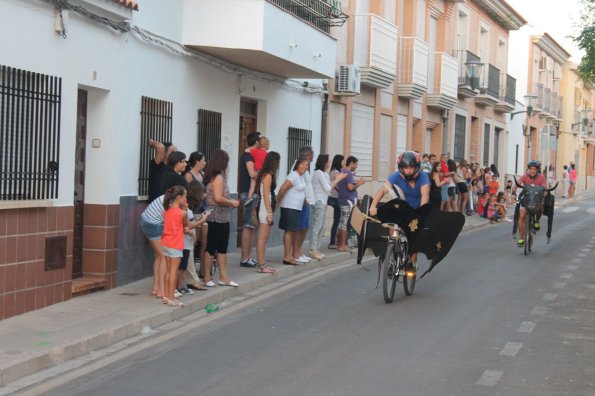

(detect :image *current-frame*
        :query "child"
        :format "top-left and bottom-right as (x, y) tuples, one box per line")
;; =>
(504, 179), (513, 206)
(486, 193), (500, 223)
(244, 136), (269, 206)
(178, 181), (210, 295)
(488, 174), (499, 195)
(161, 186), (189, 306)
(477, 193), (488, 218)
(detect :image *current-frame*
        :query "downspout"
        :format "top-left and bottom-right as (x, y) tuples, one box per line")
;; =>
(321, 82), (329, 154)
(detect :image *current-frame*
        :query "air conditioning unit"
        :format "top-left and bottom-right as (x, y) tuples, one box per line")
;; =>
(334, 65), (361, 96)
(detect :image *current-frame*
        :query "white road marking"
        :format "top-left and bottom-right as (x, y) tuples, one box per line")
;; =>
(586, 244), (593, 248)
(563, 207), (580, 213)
(477, 370), (503, 386)
(586, 285), (595, 290)
(531, 306), (547, 315)
(578, 253), (587, 257)
(582, 249), (591, 252)
(500, 342), (523, 357)
(587, 208), (595, 214)
(553, 282), (566, 289)
(517, 322), (536, 333)
(568, 265), (578, 270)
(543, 293), (558, 301)
(572, 258), (583, 263)
(560, 274), (573, 279)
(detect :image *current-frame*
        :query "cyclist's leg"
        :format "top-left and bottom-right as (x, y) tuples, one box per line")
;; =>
(408, 252), (417, 269)
(518, 207), (527, 245)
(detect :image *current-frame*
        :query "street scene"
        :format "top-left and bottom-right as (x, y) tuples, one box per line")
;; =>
(1, 0), (595, 394)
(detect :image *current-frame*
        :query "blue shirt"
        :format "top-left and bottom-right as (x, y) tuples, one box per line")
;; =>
(337, 169), (357, 206)
(386, 171), (430, 209)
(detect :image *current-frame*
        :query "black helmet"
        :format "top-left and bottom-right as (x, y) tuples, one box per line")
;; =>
(527, 160), (539, 169)
(397, 151), (421, 181)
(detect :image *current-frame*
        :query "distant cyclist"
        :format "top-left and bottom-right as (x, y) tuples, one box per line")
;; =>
(369, 151), (430, 268)
(511, 160), (547, 247)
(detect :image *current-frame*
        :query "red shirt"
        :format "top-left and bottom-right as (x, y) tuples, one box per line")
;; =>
(161, 207), (184, 249)
(250, 148), (268, 171)
(518, 173), (547, 188)
(488, 180), (499, 195)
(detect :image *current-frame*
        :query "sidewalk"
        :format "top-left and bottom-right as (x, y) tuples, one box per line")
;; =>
(0, 192), (591, 390)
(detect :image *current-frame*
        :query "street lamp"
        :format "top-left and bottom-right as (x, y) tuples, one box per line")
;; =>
(464, 60), (484, 91)
(571, 109), (592, 132)
(510, 94), (538, 119)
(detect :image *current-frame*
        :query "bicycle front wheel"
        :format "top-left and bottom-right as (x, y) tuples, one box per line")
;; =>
(382, 241), (399, 303)
(403, 264), (416, 296)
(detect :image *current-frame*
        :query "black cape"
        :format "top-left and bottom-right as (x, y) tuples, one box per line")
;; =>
(354, 195), (465, 278)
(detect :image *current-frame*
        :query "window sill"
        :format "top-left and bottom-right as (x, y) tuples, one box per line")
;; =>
(0, 200), (55, 210)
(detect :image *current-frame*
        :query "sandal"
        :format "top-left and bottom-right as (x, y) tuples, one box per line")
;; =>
(257, 264), (275, 274)
(189, 283), (208, 291)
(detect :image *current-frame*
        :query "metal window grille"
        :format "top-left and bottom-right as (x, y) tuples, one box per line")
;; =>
(453, 115), (466, 163)
(138, 96), (172, 197)
(266, 0), (348, 34)
(0, 65), (61, 200)
(287, 127), (312, 171)
(197, 109), (222, 160)
(483, 124), (490, 167)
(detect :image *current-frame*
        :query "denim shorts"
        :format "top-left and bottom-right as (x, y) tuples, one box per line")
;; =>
(140, 218), (163, 241)
(440, 184), (449, 202)
(299, 204), (311, 230)
(240, 192), (257, 229)
(162, 246), (183, 258)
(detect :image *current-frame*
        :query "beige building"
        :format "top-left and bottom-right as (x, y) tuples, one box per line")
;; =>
(559, 63), (595, 191)
(324, 0), (525, 196)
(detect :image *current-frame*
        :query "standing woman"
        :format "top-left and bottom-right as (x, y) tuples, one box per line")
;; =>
(184, 151), (209, 281)
(277, 157), (309, 265)
(430, 161), (447, 207)
(456, 159), (469, 214)
(310, 154), (347, 259)
(255, 151), (281, 274)
(202, 149), (240, 287)
(327, 155), (344, 249)
(447, 159), (459, 212)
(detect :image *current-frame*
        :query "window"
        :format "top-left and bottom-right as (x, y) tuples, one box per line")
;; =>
(138, 96), (172, 198)
(197, 109), (221, 160)
(287, 127), (312, 172)
(0, 65), (62, 200)
(483, 124), (490, 167)
(454, 115), (466, 162)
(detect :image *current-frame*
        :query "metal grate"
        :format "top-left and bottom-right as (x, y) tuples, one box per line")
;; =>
(0, 65), (62, 201)
(197, 109), (222, 160)
(454, 115), (466, 163)
(287, 127), (312, 171)
(138, 96), (173, 198)
(266, 0), (348, 34)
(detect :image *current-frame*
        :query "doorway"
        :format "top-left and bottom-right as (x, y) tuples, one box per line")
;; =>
(73, 89), (87, 279)
(237, 98), (258, 246)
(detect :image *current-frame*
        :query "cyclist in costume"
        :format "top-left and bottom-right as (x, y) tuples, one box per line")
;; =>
(511, 160), (547, 247)
(369, 151), (430, 268)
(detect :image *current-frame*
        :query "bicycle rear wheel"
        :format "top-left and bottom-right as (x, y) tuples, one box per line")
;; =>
(528, 215), (534, 252)
(382, 241), (399, 303)
(403, 262), (416, 296)
(524, 215), (531, 256)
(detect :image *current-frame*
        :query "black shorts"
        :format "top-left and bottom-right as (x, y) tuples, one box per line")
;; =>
(457, 182), (468, 193)
(448, 186), (457, 197)
(205, 221), (230, 255)
(179, 249), (190, 270)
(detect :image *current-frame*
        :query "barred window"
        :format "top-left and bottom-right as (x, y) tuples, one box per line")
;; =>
(287, 127), (312, 171)
(197, 109), (222, 160)
(454, 115), (466, 163)
(138, 96), (172, 198)
(0, 65), (61, 200)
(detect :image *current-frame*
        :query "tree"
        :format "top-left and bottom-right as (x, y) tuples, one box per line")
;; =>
(573, 0), (595, 84)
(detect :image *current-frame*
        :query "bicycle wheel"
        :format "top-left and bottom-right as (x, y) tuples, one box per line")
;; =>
(528, 215), (534, 252)
(523, 213), (532, 256)
(382, 241), (399, 303)
(402, 245), (416, 296)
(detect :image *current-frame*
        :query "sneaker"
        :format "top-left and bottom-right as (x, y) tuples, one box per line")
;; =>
(504, 217), (513, 222)
(534, 223), (540, 231)
(240, 258), (257, 268)
(174, 289), (183, 298)
(179, 287), (194, 295)
(309, 250), (324, 260)
(328, 244), (338, 250)
(296, 256), (309, 264)
(300, 255), (312, 262)
(517, 239), (525, 247)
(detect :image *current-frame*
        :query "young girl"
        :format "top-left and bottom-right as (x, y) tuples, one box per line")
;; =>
(161, 186), (189, 306)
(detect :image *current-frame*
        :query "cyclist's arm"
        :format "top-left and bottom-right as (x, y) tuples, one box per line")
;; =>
(420, 183), (430, 206)
(369, 183), (389, 216)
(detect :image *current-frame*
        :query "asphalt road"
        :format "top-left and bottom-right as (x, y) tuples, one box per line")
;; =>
(38, 198), (595, 396)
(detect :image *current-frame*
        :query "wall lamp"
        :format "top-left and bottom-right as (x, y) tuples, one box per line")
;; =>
(510, 94), (538, 119)
(464, 60), (484, 90)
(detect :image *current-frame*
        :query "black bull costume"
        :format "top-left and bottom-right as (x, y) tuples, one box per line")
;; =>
(351, 195), (465, 278)
(511, 187), (556, 241)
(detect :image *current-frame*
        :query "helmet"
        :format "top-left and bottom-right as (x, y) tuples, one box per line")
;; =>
(527, 160), (539, 169)
(397, 151), (421, 181)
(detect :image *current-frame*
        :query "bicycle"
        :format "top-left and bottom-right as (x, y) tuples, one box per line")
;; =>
(380, 223), (416, 303)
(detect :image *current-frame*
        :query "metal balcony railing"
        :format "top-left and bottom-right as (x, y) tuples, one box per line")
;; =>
(267, 0), (348, 34)
(532, 82), (544, 110)
(543, 87), (551, 114)
(499, 73), (516, 105)
(480, 64), (500, 99)
(453, 50), (480, 87)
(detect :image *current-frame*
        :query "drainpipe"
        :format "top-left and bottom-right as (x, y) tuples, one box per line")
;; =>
(442, 109), (449, 155)
(321, 82), (329, 154)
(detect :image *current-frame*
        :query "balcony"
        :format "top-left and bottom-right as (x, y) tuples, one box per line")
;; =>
(453, 50), (480, 99)
(475, 64), (500, 107)
(182, 0), (346, 78)
(398, 37), (429, 99)
(543, 88), (552, 117)
(531, 82), (544, 113)
(353, 14), (398, 89)
(426, 52), (459, 110)
(553, 95), (563, 121)
(494, 73), (516, 113)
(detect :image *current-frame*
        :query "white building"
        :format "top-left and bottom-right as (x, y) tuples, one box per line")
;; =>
(0, 0), (347, 316)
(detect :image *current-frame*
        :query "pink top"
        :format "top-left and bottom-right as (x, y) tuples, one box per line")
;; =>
(569, 168), (577, 182)
(487, 203), (497, 219)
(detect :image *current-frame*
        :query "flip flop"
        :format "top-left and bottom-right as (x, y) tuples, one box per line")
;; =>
(257, 264), (275, 274)
(283, 260), (299, 266)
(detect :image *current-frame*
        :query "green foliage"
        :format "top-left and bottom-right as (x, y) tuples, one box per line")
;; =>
(574, 0), (595, 84)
